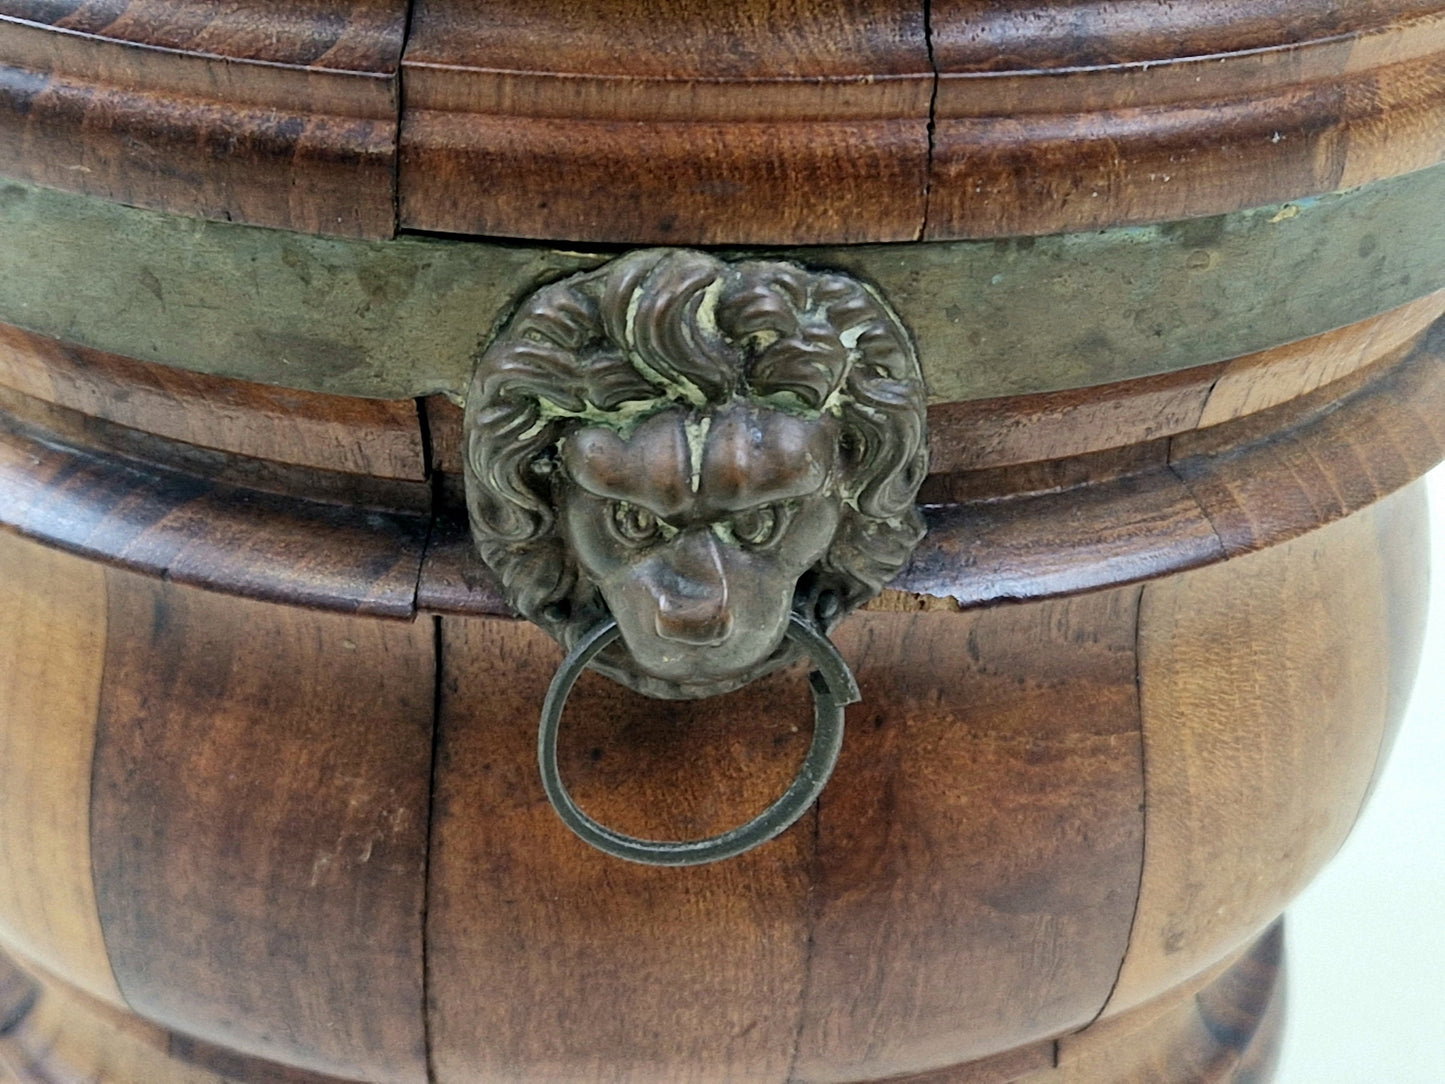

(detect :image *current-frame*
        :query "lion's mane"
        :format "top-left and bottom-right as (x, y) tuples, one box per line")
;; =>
(463, 248), (929, 656)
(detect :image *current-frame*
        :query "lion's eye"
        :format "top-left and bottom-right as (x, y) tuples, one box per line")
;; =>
(610, 501), (661, 544)
(730, 505), (783, 547)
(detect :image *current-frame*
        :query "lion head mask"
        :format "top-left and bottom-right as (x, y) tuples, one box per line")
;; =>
(464, 249), (929, 699)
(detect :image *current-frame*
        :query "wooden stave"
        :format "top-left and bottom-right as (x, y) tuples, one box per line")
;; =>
(0, 301), (1434, 1080)
(0, 485), (1421, 1082)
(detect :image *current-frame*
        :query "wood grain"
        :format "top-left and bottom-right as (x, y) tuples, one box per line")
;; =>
(1051, 942), (1254, 1078)
(0, 532), (121, 1008)
(414, 505), (509, 618)
(0, 948), (378, 1084)
(790, 595), (1145, 1081)
(398, 0), (932, 243)
(0, 0), (407, 237)
(904, 463), (1227, 608)
(926, 7), (1445, 239)
(925, 366), (1222, 477)
(875, 1043), (1056, 1083)
(1172, 321), (1445, 556)
(0, 383), (431, 516)
(0, 925), (1280, 1083)
(430, 599), (1144, 1083)
(392, 0), (1445, 243)
(88, 570), (434, 1082)
(165, 1032), (378, 1084)
(0, 950), (37, 1037)
(0, 324), (427, 481)
(428, 615), (813, 1083)
(1106, 484), (1428, 1015)
(906, 321), (1445, 608)
(0, 395), (430, 616)
(2, 0), (1442, 244)
(0, 952), (25, 1084)
(420, 394), (465, 478)
(930, 0), (1445, 71)
(1196, 290), (1445, 427)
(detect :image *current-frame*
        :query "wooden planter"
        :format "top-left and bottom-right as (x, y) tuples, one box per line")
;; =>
(1, 3), (1443, 1082)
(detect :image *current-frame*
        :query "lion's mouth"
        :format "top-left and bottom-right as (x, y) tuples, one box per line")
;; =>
(590, 633), (803, 702)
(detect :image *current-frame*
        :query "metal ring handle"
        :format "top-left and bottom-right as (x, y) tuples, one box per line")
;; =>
(538, 613), (861, 867)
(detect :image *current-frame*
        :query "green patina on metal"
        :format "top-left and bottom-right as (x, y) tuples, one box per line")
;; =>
(1, 164), (1443, 404)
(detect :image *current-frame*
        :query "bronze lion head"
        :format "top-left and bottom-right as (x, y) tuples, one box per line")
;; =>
(464, 249), (928, 700)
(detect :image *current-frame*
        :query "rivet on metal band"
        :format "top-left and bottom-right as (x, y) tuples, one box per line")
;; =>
(537, 613), (861, 867)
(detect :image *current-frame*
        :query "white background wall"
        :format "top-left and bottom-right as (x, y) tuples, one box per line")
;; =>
(1275, 464), (1445, 1081)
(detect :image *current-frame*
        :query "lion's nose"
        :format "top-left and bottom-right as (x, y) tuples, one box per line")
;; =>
(655, 596), (733, 646)
(651, 531), (733, 647)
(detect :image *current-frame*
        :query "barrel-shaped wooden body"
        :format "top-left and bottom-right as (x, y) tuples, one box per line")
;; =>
(2, 0), (1445, 1081)
(1, 299), (1441, 1082)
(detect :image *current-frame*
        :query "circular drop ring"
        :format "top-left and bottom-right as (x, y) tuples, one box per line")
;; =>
(537, 613), (861, 867)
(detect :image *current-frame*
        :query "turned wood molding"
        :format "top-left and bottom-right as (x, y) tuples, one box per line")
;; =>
(0, 1), (405, 239)
(0, 388), (432, 617)
(3, 167), (1445, 403)
(3, 311), (1442, 619)
(3, 0), (1443, 243)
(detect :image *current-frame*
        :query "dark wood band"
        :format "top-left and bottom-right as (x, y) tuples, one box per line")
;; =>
(3, 0), (1442, 245)
(0, 393), (432, 618)
(902, 321), (1445, 606)
(4, 310), (1440, 618)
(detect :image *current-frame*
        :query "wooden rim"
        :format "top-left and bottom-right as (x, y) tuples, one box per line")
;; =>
(3, 1), (1443, 244)
(4, 312), (1438, 618)
(890, 318), (1445, 608)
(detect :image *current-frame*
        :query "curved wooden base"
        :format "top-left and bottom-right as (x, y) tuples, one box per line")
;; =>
(1039, 922), (1284, 1084)
(0, 923), (1283, 1084)
(872, 921), (1284, 1084)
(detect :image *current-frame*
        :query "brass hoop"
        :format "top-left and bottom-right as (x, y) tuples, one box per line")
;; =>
(537, 614), (860, 867)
